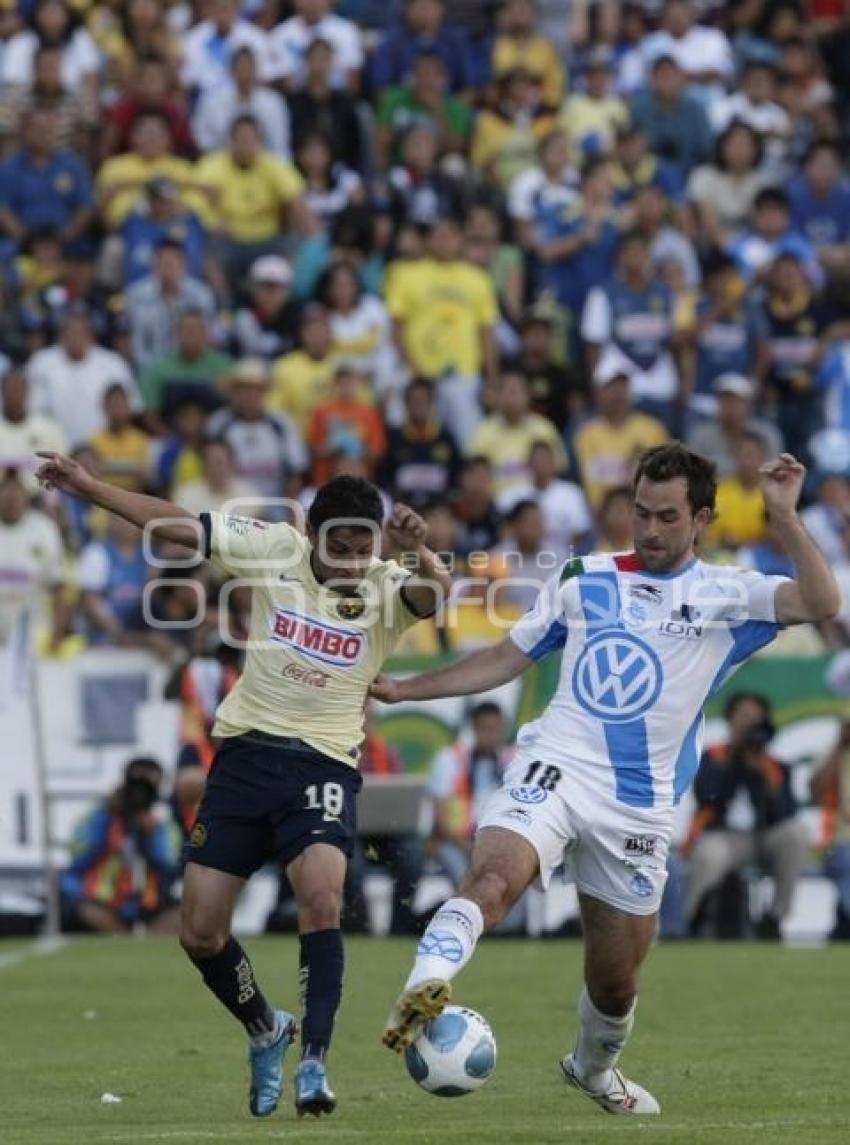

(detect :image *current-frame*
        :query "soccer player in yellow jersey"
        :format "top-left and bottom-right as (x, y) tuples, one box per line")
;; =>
(35, 449), (452, 1121)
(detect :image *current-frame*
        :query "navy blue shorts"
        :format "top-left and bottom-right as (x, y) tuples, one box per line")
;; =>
(185, 732), (363, 879)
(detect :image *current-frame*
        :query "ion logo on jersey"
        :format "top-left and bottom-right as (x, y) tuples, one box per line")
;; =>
(509, 785), (548, 804)
(270, 609), (365, 667)
(572, 629), (662, 723)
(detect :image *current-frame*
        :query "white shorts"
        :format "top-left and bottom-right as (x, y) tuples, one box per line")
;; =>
(476, 757), (673, 916)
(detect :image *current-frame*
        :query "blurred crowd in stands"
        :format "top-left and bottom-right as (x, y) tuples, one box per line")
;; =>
(1, 0), (850, 936)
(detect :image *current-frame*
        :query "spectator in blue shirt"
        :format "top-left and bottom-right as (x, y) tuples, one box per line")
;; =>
(120, 178), (210, 289)
(739, 513), (796, 578)
(816, 339), (850, 435)
(684, 252), (761, 418)
(611, 123), (684, 206)
(0, 106), (94, 260)
(728, 186), (821, 285)
(370, 0), (473, 94)
(581, 228), (681, 427)
(537, 156), (623, 333)
(629, 55), (712, 179)
(788, 141), (850, 278)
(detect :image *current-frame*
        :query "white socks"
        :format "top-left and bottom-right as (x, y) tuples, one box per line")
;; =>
(572, 987), (636, 1093)
(405, 897), (484, 990)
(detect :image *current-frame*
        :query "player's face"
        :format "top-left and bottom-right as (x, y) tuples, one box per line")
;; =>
(632, 477), (709, 573)
(309, 525), (378, 587)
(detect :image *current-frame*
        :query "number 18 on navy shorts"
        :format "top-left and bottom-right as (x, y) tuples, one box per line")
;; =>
(185, 731), (363, 878)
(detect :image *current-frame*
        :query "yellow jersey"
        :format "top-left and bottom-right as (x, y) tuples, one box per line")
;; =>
(196, 150), (304, 243)
(706, 480), (767, 548)
(202, 511), (421, 766)
(491, 35), (565, 108)
(573, 414), (668, 510)
(89, 426), (151, 491)
(385, 259), (497, 380)
(269, 350), (338, 432)
(468, 414), (567, 498)
(96, 154), (208, 229)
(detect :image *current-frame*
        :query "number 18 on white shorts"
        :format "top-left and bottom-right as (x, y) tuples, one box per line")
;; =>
(477, 757), (673, 916)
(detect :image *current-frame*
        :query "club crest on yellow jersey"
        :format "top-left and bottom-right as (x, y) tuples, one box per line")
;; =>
(336, 595), (366, 621)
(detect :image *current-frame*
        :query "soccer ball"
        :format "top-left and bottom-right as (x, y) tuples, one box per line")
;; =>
(404, 1006), (497, 1097)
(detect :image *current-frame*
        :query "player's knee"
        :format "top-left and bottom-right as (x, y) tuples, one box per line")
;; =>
(464, 869), (514, 929)
(179, 921), (227, 962)
(298, 886), (343, 931)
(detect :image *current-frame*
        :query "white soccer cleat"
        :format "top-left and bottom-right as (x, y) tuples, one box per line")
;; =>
(560, 1053), (661, 1115)
(382, 978), (451, 1053)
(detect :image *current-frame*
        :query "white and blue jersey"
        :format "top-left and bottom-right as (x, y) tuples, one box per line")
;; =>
(508, 551), (790, 811)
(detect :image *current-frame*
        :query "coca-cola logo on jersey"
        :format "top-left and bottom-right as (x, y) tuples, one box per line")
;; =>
(270, 609), (365, 667)
(282, 662), (330, 688)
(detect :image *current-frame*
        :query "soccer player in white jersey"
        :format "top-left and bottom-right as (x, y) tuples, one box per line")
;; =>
(34, 449), (451, 1120)
(373, 443), (840, 1115)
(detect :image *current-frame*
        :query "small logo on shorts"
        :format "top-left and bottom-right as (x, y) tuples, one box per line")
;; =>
(509, 785), (547, 804)
(625, 834), (657, 858)
(501, 807), (532, 824)
(630, 872), (654, 898)
(189, 822), (207, 848)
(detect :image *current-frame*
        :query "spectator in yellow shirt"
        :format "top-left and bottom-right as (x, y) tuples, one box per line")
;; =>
(559, 48), (628, 161)
(386, 216), (498, 442)
(471, 67), (557, 191)
(89, 383), (151, 493)
(491, 0), (565, 110)
(705, 430), (769, 551)
(97, 111), (205, 230)
(197, 114), (317, 289)
(468, 370), (567, 498)
(572, 360), (668, 510)
(269, 303), (338, 431)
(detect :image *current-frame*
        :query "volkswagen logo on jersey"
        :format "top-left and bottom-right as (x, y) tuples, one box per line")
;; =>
(509, 785), (548, 804)
(572, 629), (662, 723)
(270, 609), (365, 667)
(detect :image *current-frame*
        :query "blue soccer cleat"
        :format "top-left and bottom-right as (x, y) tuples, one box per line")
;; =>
(294, 1057), (337, 1117)
(248, 1010), (298, 1117)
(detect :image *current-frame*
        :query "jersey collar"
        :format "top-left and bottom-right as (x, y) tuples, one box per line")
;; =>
(613, 551), (698, 579)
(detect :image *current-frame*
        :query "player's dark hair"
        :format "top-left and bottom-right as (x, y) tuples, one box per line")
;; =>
(470, 701), (503, 723)
(633, 442), (717, 515)
(723, 691), (771, 722)
(308, 476), (385, 530)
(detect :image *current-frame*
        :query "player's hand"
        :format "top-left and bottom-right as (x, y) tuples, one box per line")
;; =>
(369, 673), (404, 703)
(759, 453), (805, 519)
(387, 502), (428, 550)
(35, 450), (98, 498)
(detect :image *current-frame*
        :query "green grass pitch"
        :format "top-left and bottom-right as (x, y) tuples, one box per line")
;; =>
(2, 935), (848, 1145)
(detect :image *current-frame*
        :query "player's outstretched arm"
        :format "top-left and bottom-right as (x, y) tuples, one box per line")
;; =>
(370, 635), (532, 703)
(36, 450), (203, 552)
(386, 502), (453, 615)
(760, 453), (841, 624)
